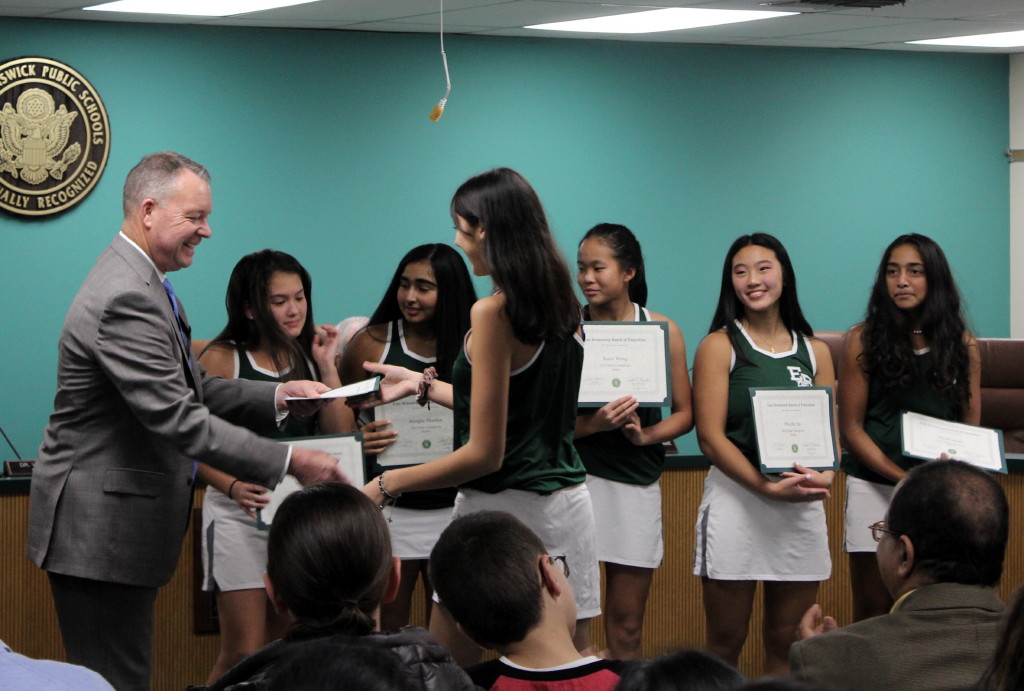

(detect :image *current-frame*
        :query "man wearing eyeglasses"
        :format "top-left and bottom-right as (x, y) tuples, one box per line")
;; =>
(789, 460), (1007, 690)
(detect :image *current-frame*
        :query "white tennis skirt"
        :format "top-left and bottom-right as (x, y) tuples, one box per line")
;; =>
(587, 475), (663, 569)
(201, 488), (268, 592)
(693, 466), (831, 581)
(844, 475), (895, 553)
(387, 505), (455, 560)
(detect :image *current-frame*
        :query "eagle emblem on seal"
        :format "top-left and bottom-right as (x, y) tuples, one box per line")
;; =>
(0, 88), (81, 185)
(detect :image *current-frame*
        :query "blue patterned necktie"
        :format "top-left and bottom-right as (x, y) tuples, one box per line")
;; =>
(162, 277), (198, 482)
(161, 278), (192, 365)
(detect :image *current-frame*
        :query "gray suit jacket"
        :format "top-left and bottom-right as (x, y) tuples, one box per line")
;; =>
(28, 235), (289, 588)
(789, 582), (1003, 691)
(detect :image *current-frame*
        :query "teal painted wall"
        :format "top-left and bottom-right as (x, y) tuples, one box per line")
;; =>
(0, 18), (1009, 458)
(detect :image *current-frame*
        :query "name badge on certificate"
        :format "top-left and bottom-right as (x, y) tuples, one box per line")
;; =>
(257, 433), (365, 530)
(578, 321), (671, 407)
(376, 398), (454, 467)
(900, 411), (1006, 473)
(749, 387), (838, 473)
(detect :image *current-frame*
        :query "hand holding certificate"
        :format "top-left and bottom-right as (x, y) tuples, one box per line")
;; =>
(901, 411), (1006, 473)
(750, 387), (838, 473)
(257, 433), (366, 529)
(578, 322), (671, 407)
(282, 377), (379, 401)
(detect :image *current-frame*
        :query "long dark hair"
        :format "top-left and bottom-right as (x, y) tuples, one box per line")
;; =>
(267, 483), (393, 639)
(451, 168), (580, 344)
(579, 223), (648, 314)
(708, 233), (813, 362)
(860, 234), (971, 416)
(364, 244), (476, 380)
(207, 249), (315, 379)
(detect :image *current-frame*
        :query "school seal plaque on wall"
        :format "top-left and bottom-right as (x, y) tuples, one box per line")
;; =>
(0, 56), (110, 217)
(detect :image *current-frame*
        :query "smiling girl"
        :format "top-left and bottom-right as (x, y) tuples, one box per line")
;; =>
(340, 243), (476, 631)
(197, 249), (350, 682)
(840, 234), (979, 621)
(574, 223), (692, 659)
(692, 233), (836, 675)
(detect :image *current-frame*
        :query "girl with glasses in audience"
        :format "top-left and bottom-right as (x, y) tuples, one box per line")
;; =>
(340, 243), (476, 631)
(574, 223), (693, 659)
(692, 233), (836, 676)
(840, 234), (979, 621)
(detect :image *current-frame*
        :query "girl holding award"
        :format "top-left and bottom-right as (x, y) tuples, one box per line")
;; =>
(574, 223), (693, 659)
(197, 250), (350, 683)
(840, 234), (980, 621)
(339, 243), (476, 631)
(692, 233), (836, 676)
(355, 167), (600, 657)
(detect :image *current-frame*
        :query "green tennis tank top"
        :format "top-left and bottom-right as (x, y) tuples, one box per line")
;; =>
(453, 332), (587, 494)
(842, 349), (955, 486)
(725, 323), (817, 468)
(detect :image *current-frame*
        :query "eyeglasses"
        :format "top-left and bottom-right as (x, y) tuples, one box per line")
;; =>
(549, 555), (570, 577)
(869, 520), (899, 542)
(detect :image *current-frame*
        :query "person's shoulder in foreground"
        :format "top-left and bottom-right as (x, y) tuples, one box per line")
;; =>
(0, 639), (114, 691)
(468, 655), (628, 690)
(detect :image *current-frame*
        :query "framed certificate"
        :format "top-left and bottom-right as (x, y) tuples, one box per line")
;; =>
(749, 387), (838, 473)
(376, 398), (454, 467)
(257, 433), (365, 529)
(578, 321), (671, 407)
(900, 411), (1006, 473)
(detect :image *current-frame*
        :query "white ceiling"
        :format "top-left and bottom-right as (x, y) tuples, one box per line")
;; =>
(2, 0), (1024, 53)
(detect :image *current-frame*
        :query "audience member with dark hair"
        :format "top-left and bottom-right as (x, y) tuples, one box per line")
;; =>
(430, 511), (628, 689)
(263, 638), (415, 691)
(614, 649), (746, 691)
(790, 460), (1007, 690)
(977, 586), (1024, 689)
(198, 483), (475, 691)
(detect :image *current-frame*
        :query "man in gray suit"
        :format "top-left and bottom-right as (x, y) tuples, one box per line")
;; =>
(27, 152), (346, 690)
(789, 460), (1007, 690)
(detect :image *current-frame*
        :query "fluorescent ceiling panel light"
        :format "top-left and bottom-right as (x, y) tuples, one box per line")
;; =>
(84, 0), (318, 17)
(527, 8), (797, 34)
(908, 30), (1024, 48)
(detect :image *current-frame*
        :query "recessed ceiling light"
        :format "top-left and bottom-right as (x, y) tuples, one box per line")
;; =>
(84, 0), (318, 17)
(527, 8), (798, 34)
(908, 30), (1024, 48)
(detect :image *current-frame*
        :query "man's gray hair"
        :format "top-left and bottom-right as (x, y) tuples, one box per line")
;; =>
(122, 151), (210, 219)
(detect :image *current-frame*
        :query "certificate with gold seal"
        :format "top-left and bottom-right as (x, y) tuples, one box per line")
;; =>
(750, 387), (838, 473)
(376, 398), (454, 467)
(901, 411), (1006, 473)
(578, 322), (670, 407)
(257, 433), (365, 529)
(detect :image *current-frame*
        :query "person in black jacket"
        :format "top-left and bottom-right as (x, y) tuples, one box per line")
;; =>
(197, 482), (475, 691)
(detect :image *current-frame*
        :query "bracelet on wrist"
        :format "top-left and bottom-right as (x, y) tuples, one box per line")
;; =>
(227, 479), (240, 500)
(378, 471), (402, 507)
(416, 367), (438, 409)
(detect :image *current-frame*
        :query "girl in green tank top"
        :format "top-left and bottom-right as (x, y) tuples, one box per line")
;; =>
(573, 223), (693, 660)
(196, 250), (351, 684)
(692, 234), (837, 676)
(839, 234), (980, 621)
(351, 168), (595, 658)
(339, 243), (475, 631)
